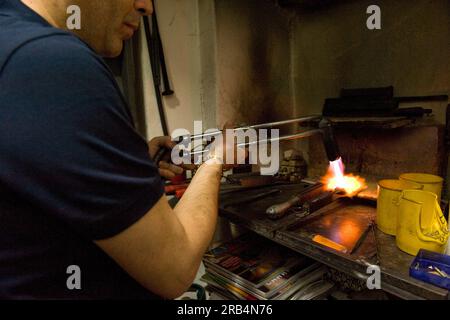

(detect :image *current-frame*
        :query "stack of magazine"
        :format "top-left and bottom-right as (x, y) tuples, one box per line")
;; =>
(202, 233), (335, 300)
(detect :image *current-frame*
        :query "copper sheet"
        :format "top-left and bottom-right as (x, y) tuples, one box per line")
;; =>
(287, 198), (375, 254)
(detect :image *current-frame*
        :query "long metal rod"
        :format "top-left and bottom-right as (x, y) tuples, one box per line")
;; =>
(188, 115), (322, 141)
(190, 129), (323, 155)
(144, 17), (169, 136)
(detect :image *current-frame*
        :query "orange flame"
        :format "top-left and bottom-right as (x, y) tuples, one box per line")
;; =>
(322, 157), (366, 197)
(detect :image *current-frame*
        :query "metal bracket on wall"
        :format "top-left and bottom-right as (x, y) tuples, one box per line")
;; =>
(142, 1), (174, 136)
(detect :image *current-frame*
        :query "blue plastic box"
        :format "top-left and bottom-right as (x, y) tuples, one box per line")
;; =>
(410, 249), (450, 290)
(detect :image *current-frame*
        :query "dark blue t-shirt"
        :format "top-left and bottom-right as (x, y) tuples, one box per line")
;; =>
(0, 0), (165, 299)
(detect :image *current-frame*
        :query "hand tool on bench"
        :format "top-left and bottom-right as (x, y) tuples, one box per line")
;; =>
(312, 235), (349, 254)
(265, 182), (368, 220)
(224, 173), (276, 188)
(175, 188), (188, 199)
(219, 179), (292, 195)
(165, 183), (190, 195)
(222, 189), (280, 208)
(265, 187), (334, 220)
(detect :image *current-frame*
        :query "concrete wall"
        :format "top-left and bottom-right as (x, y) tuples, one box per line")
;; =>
(143, 0), (295, 136)
(215, 0), (295, 128)
(140, 0), (217, 138)
(290, 0), (449, 120)
(288, 0), (449, 181)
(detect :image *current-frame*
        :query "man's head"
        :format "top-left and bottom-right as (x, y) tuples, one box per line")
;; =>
(22, 0), (153, 57)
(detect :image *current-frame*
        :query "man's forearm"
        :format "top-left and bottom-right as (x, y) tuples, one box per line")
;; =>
(94, 164), (223, 299)
(173, 163), (222, 264)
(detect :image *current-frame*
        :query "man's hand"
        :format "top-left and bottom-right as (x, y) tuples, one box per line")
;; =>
(148, 136), (184, 179)
(204, 123), (248, 170)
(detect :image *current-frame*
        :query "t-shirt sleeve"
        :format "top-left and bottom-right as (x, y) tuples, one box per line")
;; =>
(0, 34), (164, 240)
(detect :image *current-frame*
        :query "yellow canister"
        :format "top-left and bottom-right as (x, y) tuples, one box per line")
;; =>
(376, 179), (422, 235)
(396, 190), (449, 256)
(399, 173), (444, 202)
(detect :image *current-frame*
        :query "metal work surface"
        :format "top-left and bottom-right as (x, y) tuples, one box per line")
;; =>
(219, 183), (449, 300)
(284, 199), (375, 254)
(219, 182), (318, 236)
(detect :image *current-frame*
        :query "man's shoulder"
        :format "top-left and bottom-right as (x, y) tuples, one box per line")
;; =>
(13, 33), (105, 73)
(0, 21), (105, 77)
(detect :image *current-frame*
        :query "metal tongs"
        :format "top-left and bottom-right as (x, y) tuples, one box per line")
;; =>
(154, 115), (340, 164)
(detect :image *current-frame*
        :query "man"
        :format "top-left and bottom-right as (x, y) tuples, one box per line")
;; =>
(0, 0), (232, 299)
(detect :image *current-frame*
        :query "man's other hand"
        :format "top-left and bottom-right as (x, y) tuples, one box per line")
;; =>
(148, 136), (184, 179)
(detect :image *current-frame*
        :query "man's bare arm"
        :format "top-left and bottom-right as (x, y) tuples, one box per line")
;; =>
(95, 162), (222, 299)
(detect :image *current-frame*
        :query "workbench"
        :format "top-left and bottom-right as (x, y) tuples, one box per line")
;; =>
(218, 182), (449, 300)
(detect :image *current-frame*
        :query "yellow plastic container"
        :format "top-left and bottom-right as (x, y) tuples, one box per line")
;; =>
(396, 190), (449, 256)
(399, 173), (444, 202)
(376, 179), (422, 235)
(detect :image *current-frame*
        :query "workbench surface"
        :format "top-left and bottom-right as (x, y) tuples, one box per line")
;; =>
(218, 182), (449, 300)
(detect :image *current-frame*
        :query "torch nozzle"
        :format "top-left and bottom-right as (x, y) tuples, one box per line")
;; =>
(319, 118), (341, 162)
